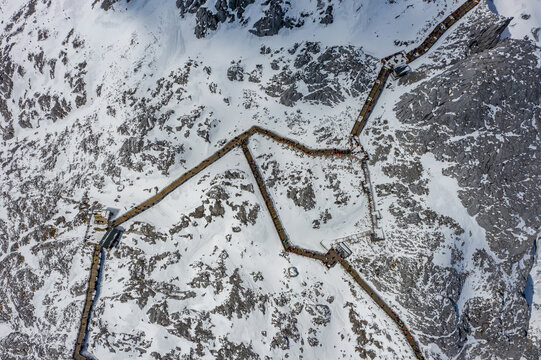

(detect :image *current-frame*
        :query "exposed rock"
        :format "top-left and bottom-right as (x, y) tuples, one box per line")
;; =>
(212, 269), (261, 319)
(216, 339), (259, 359)
(263, 43), (376, 106)
(195, 7), (219, 38)
(250, 1), (287, 37)
(179, 0), (255, 38)
(468, 18), (512, 53)
(532, 27), (540, 42)
(394, 38), (541, 259)
(190, 205), (206, 219)
(288, 267), (299, 277)
(247, 65), (263, 83)
(176, 0), (207, 15)
(93, 0), (122, 11)
(147, 301), (171, 327)
(287, 184), (316, 211)
(279, 85), (303, 106)
(208, 199), (225, 218)
(227, 63), (244, 81)
(320, 5), (333, 25)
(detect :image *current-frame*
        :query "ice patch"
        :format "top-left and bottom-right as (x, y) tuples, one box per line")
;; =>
(526, 274), (534, 308)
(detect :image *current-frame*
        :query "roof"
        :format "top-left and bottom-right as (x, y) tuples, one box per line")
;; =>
(100, 228), (121, 249)
(393, 64), (411, 77)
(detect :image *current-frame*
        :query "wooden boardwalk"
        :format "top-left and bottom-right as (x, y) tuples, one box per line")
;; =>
(73, 245), (101, 360)
(75, 1), (481, 358)
(351, 0), (480, 137)
(111, 125), (352, 228)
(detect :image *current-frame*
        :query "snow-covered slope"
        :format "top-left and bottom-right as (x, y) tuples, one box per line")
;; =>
(0, 0), (540, 359)
(490, 0), (541, 46)
(86, 148), (413, 359)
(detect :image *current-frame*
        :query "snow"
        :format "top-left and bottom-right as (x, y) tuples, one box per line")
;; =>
(248, 133), (372, 252)
(242, 0), (466, 58)
(86, 146), (412, 359)
(489, 0), (541, 46)
(0, 323), (12, 338)
(528, 234), (541, 346)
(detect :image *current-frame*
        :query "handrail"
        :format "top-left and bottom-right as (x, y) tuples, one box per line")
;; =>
(76, 1), (482, 358)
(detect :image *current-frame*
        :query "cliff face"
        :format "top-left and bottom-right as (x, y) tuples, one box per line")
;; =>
(360, 4), (540, 358)
(0, 0), (539, 359)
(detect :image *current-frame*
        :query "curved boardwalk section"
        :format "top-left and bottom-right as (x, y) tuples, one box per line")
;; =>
(112, 126), (351, 228)
(242, 139), (347, 268)
(243, 137), (422, 356)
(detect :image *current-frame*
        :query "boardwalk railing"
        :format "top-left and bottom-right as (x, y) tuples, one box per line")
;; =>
(351, 0), (480, 137)
(77, 1), (482, 358)
(73, 245), (102, 360)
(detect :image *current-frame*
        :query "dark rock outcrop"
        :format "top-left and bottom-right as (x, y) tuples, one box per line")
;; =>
(195, 7), (219, 38)
(369, 35), (540, 359)
(227, 63), (244, 81)
(250, 0), (287, 37)
(320, 5), (333, 25)
(178, 0), (255, 38)
(468, 18), (512, 53)
(263, 43), (376, 107)
(176, 0), (208, 15)
(279, 86), (303, 106)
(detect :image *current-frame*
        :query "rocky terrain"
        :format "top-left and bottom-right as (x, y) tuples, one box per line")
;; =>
(0, 0), (539, 359)
(356, 4), (541, 359)
(248, 133), (372, 250)
(86, 149), (411, 359)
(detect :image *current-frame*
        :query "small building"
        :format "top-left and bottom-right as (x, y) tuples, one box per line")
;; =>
(371, 227), (385, 241)
(100, 228), (122, 249)
(85, 209), (111, 243)
(392, 64), (412, 79)
(336, 242), (353, 258)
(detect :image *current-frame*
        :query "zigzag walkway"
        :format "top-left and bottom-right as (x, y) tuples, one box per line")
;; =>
(111, 125), (351, 228)
(241, 140), (343, 268)
(242, 138), (422, 357)
(351, 0), (480, 137)
(75, 0), (481, 358)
